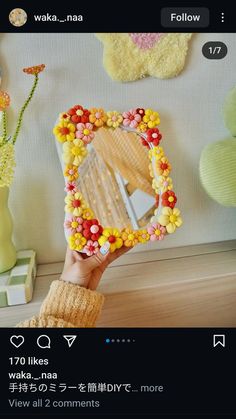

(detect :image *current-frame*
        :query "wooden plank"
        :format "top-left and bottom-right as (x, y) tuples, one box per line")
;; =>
(97, 275), (236, 327)
(2, 270), (236, 328)
(36, 240), (236, 276)
(1, 245), (236, 327)
(37, 262), (63, 277)
(36, 248), (236, 296)
(110, 240), (236, 266)
(98, 250), (236, 294)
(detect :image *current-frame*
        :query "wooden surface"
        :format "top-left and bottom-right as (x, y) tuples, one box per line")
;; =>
(1, 241), (236, 327)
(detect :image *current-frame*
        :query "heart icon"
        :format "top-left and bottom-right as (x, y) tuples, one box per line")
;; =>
(10, 335), (25, 348)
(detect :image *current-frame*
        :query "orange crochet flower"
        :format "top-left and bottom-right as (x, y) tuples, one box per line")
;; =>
(23, 64), (45, 75)
(121, 228), (138, 247)
(64, 164), (79, 182)
(89, 108), (107, 128)
(0, 91), (10, 111)
(156, 157), (171, 176)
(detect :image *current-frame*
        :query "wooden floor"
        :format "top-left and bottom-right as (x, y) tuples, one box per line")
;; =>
(1, 241), (236, 327)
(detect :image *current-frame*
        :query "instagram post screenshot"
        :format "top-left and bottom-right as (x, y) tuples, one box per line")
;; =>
(0, 1), (235, 417)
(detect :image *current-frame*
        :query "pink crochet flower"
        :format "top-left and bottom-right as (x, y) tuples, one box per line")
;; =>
(83, 240), (99, 256)
(76, 122), (95, 144)
(129, 33), (164, 50)
(65, 181), (77, 194)
(64, 216), (83, 235)
(147, 222), (166, 241)
(122, 109), (141, 128)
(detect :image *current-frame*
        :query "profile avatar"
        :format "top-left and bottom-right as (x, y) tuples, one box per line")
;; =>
(9, 8), (27, 27)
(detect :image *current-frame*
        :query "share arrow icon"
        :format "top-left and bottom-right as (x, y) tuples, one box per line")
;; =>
(63, 335), (77, 348)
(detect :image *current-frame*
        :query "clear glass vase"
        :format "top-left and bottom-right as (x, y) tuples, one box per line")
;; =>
(0, 186), (17, 273)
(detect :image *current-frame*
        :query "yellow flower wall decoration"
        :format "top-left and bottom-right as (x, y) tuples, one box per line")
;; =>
(96, 33), (193, 82)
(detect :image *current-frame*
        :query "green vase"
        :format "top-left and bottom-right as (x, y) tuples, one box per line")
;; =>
(0, 186), (17, 273)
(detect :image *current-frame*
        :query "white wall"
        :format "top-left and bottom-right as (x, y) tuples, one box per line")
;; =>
(1, 33), (236, 263)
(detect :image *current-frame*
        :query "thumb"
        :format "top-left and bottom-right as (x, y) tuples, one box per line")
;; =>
(86, 242), (110, 269)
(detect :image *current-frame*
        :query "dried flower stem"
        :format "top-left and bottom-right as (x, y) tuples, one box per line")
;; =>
(12, 75), (39, 144)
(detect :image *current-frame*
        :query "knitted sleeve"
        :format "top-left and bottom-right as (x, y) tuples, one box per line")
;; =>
(16, 280), (104, 328)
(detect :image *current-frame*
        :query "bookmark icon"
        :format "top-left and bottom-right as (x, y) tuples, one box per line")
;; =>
(213, 334), (225, 348)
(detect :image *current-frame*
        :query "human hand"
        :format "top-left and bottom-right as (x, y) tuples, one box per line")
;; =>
(61, 243), (130, 291)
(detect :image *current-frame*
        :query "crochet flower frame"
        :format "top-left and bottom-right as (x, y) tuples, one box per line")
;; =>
(53, 106), (183, 255)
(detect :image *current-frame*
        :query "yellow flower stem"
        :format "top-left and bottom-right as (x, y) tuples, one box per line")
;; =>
(0, 155), (9, 185)
(2, 111), (7, 143)
(12, 74), (39, 144)
(0, 144), (15, 187)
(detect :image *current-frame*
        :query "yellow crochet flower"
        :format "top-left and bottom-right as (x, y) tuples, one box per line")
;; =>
(137, 229), (150, 244)
(89, 108), (107, 127)
(153, 176), (173, 193)
(106, 111), (123, 128)
(152, 179), (159, 193)
(143, 109), (160, 128)
(137, 121), (148, 133)
(149, 146), (164, 160)
(0, 143), (16, 188)
(59, 112), (71, 122)
(53, 120), (75, 143)
(82, 208), (94, 220)
(98, 228), (123, 253)
(96, 33), (192, 82)
(158, 207), (183, 234)
(149, 163), (154, 179)
(65, 192), (87, 216)
(63, 138), (87, 167)
(69, 233), (87, 251)
(64, 164), (79, 181)
(121, 228), (138, 247)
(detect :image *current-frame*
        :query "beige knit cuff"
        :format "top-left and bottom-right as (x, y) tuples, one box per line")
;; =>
(39, 280), (104, 327)
(16, 315), (77, 328)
